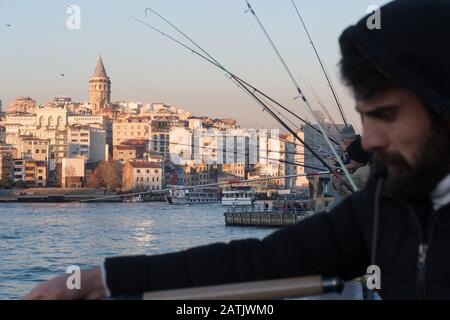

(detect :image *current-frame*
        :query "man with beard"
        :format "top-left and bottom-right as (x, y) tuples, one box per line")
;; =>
(24, 0), (450, 300)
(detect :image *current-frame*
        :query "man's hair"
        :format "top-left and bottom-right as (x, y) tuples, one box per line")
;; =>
(339, 37), (449, 132)
(339, 39), (397, 100)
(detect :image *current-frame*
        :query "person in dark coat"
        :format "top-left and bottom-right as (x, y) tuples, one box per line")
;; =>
(24, 0), (450, 300)
(332, 137), (372, 197)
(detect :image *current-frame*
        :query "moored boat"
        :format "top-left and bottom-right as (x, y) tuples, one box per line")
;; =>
(167, 187), (221, 205)
(221, 185), (256, 206)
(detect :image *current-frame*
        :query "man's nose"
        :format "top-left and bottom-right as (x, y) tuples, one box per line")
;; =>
(361, 121), (389, 152)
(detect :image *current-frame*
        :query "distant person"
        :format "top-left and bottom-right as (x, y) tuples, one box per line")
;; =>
(25, 0), (450, 300)
(339, 125), (358, 164)
(332, 137), (371, 197)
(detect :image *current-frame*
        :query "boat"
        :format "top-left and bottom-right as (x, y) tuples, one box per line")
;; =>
(221, 185), (256, 206)
(167, 187), (221, 205)
(123, 195), (143, 203)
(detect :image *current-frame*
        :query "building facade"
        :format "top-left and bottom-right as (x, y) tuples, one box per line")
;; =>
(61, 157), (85, 188)
(112, 116), (151, 146)
(122, 160), (162, 191)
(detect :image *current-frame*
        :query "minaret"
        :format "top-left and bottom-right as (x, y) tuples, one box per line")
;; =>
(89, 55), (111, 114)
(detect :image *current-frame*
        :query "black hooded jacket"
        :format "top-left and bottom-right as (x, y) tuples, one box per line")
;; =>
(104, 0), (450, 299)
(104, 175), (450, 299)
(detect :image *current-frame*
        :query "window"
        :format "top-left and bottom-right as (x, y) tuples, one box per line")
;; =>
(35, 149), (40, 153)
(42, 149), (46, 153)
(137, 169), (140, 173)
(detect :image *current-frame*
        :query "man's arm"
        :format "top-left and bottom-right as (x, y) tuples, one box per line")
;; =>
(104, 196), (370, 297)
(23, 194), (370, 299)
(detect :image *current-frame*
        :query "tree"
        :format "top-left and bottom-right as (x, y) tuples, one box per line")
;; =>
(13, 180), (27, 189)
(87, 160), (122, 191)
(0, 176), (13, 189)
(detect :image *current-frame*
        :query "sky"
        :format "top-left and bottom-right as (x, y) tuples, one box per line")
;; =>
(0, 0), (391, 131)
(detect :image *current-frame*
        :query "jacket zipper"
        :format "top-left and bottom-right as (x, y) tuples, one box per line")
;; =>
(407, 203), (443, 299)
(416, 243), (428, 299)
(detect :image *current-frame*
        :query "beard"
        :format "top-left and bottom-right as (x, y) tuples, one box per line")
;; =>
(372, 122), (450, 200)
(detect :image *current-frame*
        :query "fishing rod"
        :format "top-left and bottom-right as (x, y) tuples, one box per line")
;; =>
(130, 14), (354, 193)
(290, 0), (348, 126)
(303, 77), (341, 133)
(237, 72), (339, 145)
(80, 171), (330, 203)
(141, 8), (339, 146)
(170, 136), (331, 160)
(167, 140), (327, 171)
(174, 125), (312, 156)
(171, 141), (338, 170)
(243, 0), (357, 193)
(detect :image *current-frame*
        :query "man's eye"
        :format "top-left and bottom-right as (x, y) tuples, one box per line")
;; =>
(370, 109), (397, 121)
(378, 111), (396, 120)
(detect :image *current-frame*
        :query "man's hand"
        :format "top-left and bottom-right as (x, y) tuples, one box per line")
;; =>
(22, 266), (107, 300)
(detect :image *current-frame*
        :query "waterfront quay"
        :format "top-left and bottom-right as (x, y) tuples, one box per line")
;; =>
(0, 187), (166, 203)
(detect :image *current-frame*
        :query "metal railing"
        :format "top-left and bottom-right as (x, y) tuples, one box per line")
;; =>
(226, 205), (312, 215)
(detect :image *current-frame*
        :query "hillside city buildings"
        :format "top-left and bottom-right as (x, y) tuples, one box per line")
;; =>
(0, 55), (338, 192)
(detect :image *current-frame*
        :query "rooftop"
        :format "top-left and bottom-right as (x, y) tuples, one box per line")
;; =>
(128, 161), (161, 169)
(93, 55), (108, 78)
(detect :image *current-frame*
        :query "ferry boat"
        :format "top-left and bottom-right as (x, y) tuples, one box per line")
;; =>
(167, 187), (221, 205)
(221, 185), (256, 206)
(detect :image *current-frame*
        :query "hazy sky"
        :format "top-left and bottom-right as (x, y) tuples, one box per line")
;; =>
(0, 0), (391, 130)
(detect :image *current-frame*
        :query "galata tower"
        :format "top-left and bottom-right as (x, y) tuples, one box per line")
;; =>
(89, 55), (111, 114)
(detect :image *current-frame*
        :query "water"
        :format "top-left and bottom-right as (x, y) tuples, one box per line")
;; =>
(0, 202), (363, 300)
(0, 202), (276, 299)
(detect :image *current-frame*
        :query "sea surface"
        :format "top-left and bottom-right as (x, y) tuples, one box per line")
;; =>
(0, 202), (362, 300)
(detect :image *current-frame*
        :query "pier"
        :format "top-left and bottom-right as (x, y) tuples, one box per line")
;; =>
(224, 205), (314, 227)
